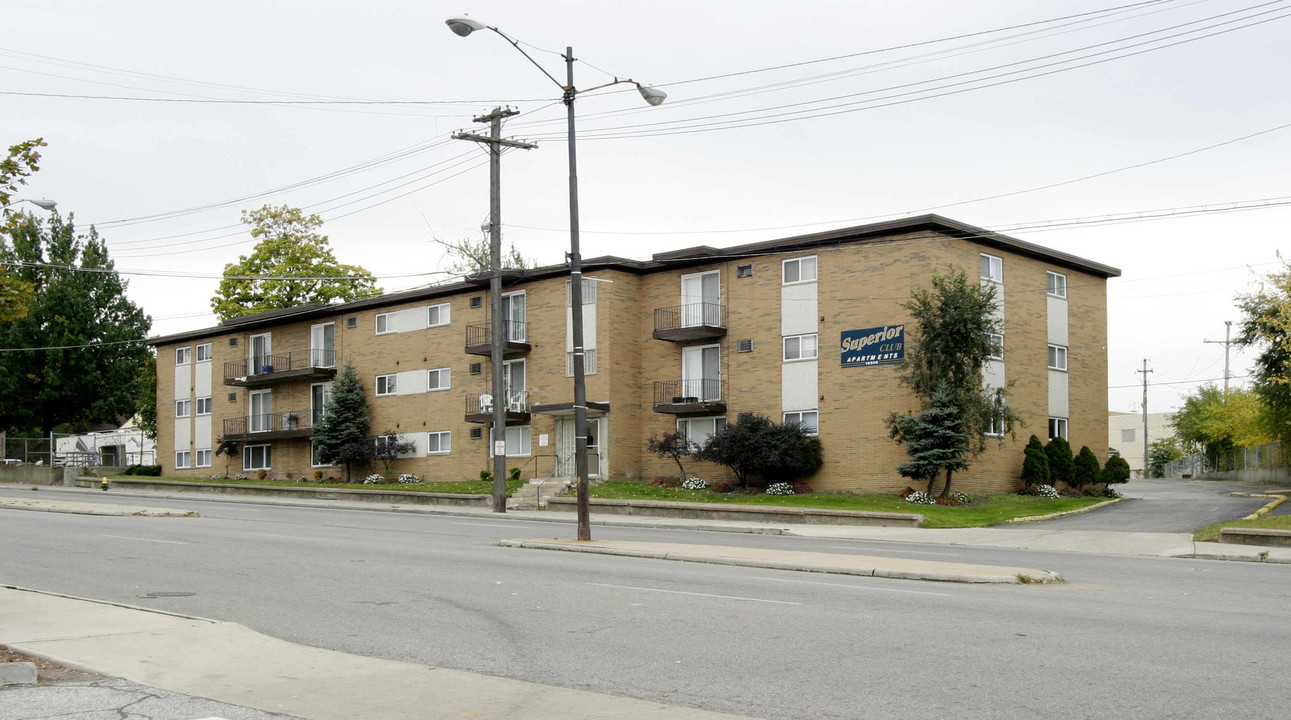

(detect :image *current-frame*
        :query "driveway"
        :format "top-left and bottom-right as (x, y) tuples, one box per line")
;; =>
(1007, 477), (1274, 532)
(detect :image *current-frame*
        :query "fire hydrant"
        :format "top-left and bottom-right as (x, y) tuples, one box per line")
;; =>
(101, 477), (109, 491)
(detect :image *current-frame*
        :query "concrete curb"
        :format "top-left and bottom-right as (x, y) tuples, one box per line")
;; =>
(498, 539), (1062, 584)
(1002, 497), (1121, 524)
(0, 500), (197, 518)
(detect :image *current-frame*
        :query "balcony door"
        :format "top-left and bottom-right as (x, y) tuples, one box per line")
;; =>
(249, 390), (272, 433)
(249, 333), (271, 373)
(311, 323), (335, 368)
(681, 345), (721, 401)
(680, 271), (720, 327)
(503, 359), (526, 410)
(502, 292), (526, 342)
(311, 383), (332, 426)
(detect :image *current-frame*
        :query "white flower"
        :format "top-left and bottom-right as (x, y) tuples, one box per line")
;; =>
(904, 490), (934, 505)
(766, 482), (795, 496)
(682, 477), (707, 490)
(1036, 484), (1059, 499)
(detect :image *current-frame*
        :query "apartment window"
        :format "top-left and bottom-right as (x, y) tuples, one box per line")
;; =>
(783, 334), (819, 362)
(489, 426), (532, 457)
(1049, 418), (1069, 440)
(987, 333), (1004, 361)
(175, 347), (191, 365)
(1121, 428), (1136, 443)
(1048, 344), (1068, 371)
(784, 410), (819, 435)
(195, 397), (212, 416)
(677, 416), (727, 449)
(427, 431), (451, 455)
(196, 343), (212, 362)
(373, 434), (409, 456)
(375, 312), (396, 335)
(195, 449), (212, 468)
(783, 256), (817, 284)
(311, 441), (334, 468)
(243, 444), (271, 471)
(175, 451), (191, 469)
(175, 399), (192, 418)
(986, 414), (1005, 437)
(427, 303), (451, 327)
(566, 349), (598, 376)
(565, 278), (597, 305)
(980, 253), (1003, 283)
(1047, 271), (1067, 298)
(375, 374), (397, 396)
(427, 367), (451, 391)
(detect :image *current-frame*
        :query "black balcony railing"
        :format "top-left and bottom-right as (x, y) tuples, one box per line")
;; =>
(224, 349), (336, 385)
(652, 379), (726, 407)
(464, 389), (531, 422)
(652, 302), (727, 341)
(222, 408), (313, 439)
(464, 321), (530, 357)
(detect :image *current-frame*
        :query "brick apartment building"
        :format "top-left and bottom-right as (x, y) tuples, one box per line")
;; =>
(149, 215), (1119, 494)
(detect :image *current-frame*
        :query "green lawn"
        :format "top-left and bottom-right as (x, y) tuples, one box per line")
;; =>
(587, 481), (1107, 528)
(1193, 514), (1291, 542)
(107, 475), (524, 496)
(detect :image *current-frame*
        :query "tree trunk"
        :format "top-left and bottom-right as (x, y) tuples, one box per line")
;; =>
(674, 456), (687, 483)
(925, 475), (937, 495)
(940, 468), (954, 499)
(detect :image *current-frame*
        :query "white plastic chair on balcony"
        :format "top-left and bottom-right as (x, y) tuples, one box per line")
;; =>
(478, 393), (493, 413)
(506, 390), (528, 413)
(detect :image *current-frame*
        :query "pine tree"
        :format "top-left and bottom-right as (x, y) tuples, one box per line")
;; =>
(1045, 436), (1075, 488)
(311, 363), (371, 481)
(1073, 445), (1102, 489)
(888, 385), (972, 496)
(1020, 435), (1050, 488)
(1102, 455), (1131, 485)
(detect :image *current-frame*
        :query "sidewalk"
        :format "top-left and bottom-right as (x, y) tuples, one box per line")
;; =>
(0, 586), (752, 720)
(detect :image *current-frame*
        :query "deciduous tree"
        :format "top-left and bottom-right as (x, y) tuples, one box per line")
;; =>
(695, 413), (822, 487)
(435, 234), (532, 278)
(1146, 437), (1183, 478)
(1, 138), (46, 322)
(211, 205), (381, 320)
(1237, 261), (1290, 441)
(647, 431), (691, 483)
(1172, 385), (1271, 466)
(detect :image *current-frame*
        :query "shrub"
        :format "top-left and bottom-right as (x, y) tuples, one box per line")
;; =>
(950, 491), (971, 504)
(904, 490), (935, 504)
(1035, 484), (1059, 499)
(480, 469), (492, 483)
(313, 469), (324, 481)
(373, 430), (416, 475)
(208, 474), (223, 480)
(508, 467), (521, 481)
(121, 465), (135, 475)
(1060, 487), (1083, 498)
(766, 482), (794, 495)
(793, 484), (814, 494)
(1102, 487), (1123, 499)
(652, 477), (681, 488)
(1073, 445), (1102, 489)
(681, 477), (707, 490)
(256, 468), (267, 481)
(362, 473), (385, 484)
(711, 482), (736, 493)
(125, 465), (161, 476)
(1045, 437), (1074, 487)
(647, 431), (692, 484)
(396, 473), (422, 483)
(234, 473), (249, 481)
(694, 413), (822, 486)
(1102, 455), (1131, 485)
(899, 486), (917, 499)
(296, 476), (309, 483)
(1021, 435), (1050, 487)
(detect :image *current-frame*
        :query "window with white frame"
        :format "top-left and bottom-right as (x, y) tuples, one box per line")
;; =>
(196, 449), (212, 468)
(175, 399), (192, 418)
(488, 426), (532, 457)
(986, 413), (1005, 437)
(311, 441), (333, 468)
(782, 256), (817, 284)
(784, 410), (819, 435)
(1049, 417), (1069, 440)
(980, 253), (1003, 283)
(1121, 428), (1136, 443)
(375, 312), (396, 334)
(427, 367), (451, 391)
(195, 397), (212, 416)
(175, 450), (191, 468)
(677, 416), (727, 449)
(243, 444), (271, 471)
(1047, 271), (1067, 298)
(427, 303), (451, 327)
(1048, 344), (1068, 371)
(427, 431), (451, 455)
(566, 349), (599, 376)
(196, 343), (212, 362)
(375, 374), (397, 396)
(783, 333), (819, 362)
(175, 347), (191, 365)
(565, 278), (597, 305)
(987, 333), (1004, 361)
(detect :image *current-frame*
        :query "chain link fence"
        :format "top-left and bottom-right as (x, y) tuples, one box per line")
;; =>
(1164, 440), (1284, 480)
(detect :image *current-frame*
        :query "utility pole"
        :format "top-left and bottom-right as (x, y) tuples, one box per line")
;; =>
(453, 108), (536, 513)
(1137, 359), (1153, 477)
(1203, 321), (1236, 399)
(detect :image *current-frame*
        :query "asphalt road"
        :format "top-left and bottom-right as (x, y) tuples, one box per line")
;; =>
(3, 486), (1290, 719)
(1003, 477), (1273, 531)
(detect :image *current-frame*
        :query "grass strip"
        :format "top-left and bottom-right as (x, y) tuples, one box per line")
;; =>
(1193, 514), (1291, 542)
(107, 475), (524, 496)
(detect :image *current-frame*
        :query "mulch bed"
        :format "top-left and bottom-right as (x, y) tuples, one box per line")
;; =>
(1, 645), (105, 684)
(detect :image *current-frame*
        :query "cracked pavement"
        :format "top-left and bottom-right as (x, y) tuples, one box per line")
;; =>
(0, 677), (302, 720)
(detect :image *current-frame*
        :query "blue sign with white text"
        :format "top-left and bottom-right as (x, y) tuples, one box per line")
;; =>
(841, 325), (905, 367)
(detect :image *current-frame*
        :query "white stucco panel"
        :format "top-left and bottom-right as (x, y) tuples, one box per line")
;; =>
(193, 417), (212, 451)
(782, 360), (818, 412)
(1048, 295), (1068, 345)
(983, 359), (1006, 390)
(781, 282), (818, 336)
(174, 364), (191, 400)
(194, 361), (212, 397)
(396, 369), (429, 395)
(395, 307), (428, 334)
(174, 418), (191, 451)
(1049, 369), (1069, 418)
(566, 302), (597, 351)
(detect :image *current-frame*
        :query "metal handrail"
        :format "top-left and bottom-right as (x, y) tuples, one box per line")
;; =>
(465, 320), (528, 347)
(652, 379), (725, 405)
(223, 409), (312, 436)
(224, 349), (336, 381)
(654, 302), (726, 331)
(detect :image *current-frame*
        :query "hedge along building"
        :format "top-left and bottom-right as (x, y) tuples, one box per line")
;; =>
(149, 214), (1119, 494)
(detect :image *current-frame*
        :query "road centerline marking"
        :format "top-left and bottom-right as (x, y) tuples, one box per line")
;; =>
(586, 582), (801, 605)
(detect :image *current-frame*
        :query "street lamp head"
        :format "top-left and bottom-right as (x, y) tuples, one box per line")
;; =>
(28, 198), (57, 211)
(446, 17), (487, 37)
(637, 84), (667, 107)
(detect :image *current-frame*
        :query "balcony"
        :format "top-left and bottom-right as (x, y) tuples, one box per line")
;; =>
(652, 379), (727, 415)
(464, 321), (530, 358)
(464, 389), (531, 424)
(222, 409), (313, 441)
(224, 350), (337, 387)
(653, 302), (727, 342)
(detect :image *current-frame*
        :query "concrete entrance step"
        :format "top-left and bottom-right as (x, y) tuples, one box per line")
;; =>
(507, 479), (572, 510)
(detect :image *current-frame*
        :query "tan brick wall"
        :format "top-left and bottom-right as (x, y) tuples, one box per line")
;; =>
(153, 231), (1111, 493)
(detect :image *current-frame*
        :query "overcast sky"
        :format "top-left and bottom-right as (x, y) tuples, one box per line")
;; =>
(6, 0), (1289, 416)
